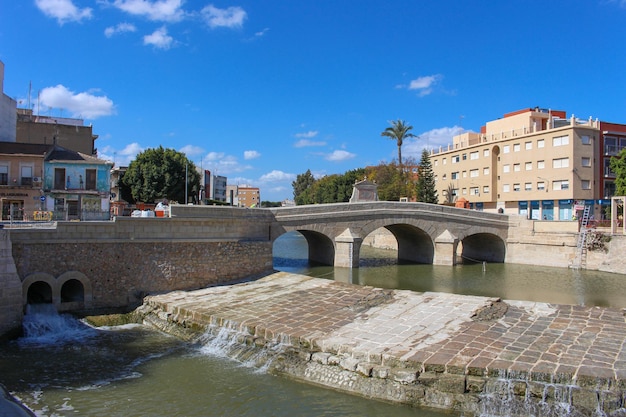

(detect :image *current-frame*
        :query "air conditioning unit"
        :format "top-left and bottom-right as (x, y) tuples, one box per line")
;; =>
(33, 177), (41, 183)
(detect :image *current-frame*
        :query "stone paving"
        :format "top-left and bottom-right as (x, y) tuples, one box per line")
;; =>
(146, 271), (626, 389)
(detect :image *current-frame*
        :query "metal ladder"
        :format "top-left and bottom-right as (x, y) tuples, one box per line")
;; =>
(571, 205), (591, 269)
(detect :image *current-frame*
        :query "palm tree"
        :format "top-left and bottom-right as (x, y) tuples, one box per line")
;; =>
(381, 119), (416, 169)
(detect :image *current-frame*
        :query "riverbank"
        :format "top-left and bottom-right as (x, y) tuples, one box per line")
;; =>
(139, 271), (626, 416)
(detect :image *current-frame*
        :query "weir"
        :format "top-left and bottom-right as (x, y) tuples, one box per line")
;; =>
(139, 271), (626, 416)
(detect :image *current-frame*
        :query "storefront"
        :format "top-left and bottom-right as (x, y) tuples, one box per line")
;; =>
(558, 199), (573, 221)
(541, 200), (554, 220)
(518, 201), (528, 217)
(530, 200), (540, 220)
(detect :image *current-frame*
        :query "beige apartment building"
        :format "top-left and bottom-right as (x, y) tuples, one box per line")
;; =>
(430, 107), (626, 221)
(236, 185), (261, 207)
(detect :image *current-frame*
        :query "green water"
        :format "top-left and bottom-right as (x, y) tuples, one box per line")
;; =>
(274, 232), (626, 308)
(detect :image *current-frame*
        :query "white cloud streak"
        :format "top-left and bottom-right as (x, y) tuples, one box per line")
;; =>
(143, 26), (174, 49)
(201, 5), (247, 29)
(397, 74), (443, 97)
(259, 170), (295, 182)
(111, 0), (185, 22)
(294, 139), (326, 148)
(38, 85), (115, 119)
(325, 150), (355, 162)
(104, 22), (137, 37)
(35, 0), (92, 24)
(244, 150), (261, 160)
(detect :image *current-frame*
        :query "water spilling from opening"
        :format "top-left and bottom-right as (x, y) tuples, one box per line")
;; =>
(20, 304), (97, 346)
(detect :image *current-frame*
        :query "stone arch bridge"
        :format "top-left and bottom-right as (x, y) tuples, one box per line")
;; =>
(268, 201), (509, 268)
(0, 202), (512, 335)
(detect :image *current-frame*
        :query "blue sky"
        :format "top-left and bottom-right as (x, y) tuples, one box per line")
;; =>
(1, 0), (626, 201)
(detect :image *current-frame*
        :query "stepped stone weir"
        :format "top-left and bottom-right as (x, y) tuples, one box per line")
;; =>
(139, 272), (626, 416)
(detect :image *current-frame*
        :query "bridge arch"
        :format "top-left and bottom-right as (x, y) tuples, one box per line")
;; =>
(362, 224), (434, 264)
(459, 233), (506, 263)
(297, 229), (335, 266)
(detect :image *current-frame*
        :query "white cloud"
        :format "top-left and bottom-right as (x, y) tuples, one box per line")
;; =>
(38, 85), (115, 119)
(104, 22), (137, 37)
(295, 130), (318, 138)
(35, 0), (92, 24)
(201, 5), (247, 29)
(143, 26), (174, 49)
(244, 150), (261, 160)
(111, 0), (185, 22)
(255, 28), (269, 37)
(99, 142), (144, 167)
(202, 152), (251, 174)
(179, 144), (204, 157)
(403, 126), (464, 159)
(259, 170), (295, 182)
(294, 139), (326, 148)
(325, 150), (356, 162)
(397, 74), (443, 97)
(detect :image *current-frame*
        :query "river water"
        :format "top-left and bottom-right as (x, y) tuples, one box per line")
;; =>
(2, 231), (624, 416)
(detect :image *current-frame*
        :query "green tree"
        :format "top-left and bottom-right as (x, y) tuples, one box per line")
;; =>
(381, 119), (416, 169)
(366, 160), (413, 201)
(292, 169), (317, 205)
(416, 149), (438, 203)
(610, 148), (626, 196)
(121, 146), (200, 204)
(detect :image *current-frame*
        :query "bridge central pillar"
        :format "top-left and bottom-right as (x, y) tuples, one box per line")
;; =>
(433, 230), (459, 266)
(334, 228), (362, 268)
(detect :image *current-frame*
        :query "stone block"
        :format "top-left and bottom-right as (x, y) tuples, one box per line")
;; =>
(392, 368), (418, 384)
(437, 374), (466, 394)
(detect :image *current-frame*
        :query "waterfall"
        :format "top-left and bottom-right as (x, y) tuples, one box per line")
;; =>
(195, 322), (290, 373)
(19, 304), (96, 345)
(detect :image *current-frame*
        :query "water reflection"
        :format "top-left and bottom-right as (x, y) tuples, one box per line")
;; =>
(274, 231), (626, 308)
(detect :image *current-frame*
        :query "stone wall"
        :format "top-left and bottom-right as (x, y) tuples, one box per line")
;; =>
(8, 210), (275, 316)
(0, 230), (23, 338)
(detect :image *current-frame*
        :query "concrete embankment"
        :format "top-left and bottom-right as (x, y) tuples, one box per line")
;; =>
(139, 272), (626, 416)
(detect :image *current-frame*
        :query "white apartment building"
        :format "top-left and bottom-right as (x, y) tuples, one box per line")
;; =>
(430, 107), (626, 221)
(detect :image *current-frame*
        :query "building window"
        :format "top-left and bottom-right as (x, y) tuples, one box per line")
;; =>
(470, 187), (479, 196)
(553, 180), (569, 190)
(582, 157), (591, 167)
(525, 141), (532, 150)
(470, 151), (479, 160)
(462, 171), (467, 178)
(20, 165), (33, 186)
(462, 153), (467, 160)
(483, 186), (489, 194)
(513, 163), (520, 172)
(452, 155), (459, 163)
(537, 181), (545, 191)
(434, 160), (438, 167)
(503, 164), (510, 173)
(537, 160), (545, 170)
(54, 168), (66, 189)
(483, 167), (489, 175)
(503, 184), (510, 192)
(443, 158), (447, 165)
(525, 182), (532, 191)
(513, 183), (521, 192)
(0, 165), (8, 185)
(483, 149), (490, 157)
(451, 172), (459, 180)
(470, 169), (479, 178)
(538, 139), (545, 148)
(462, 188), (467, 195)
(513, 143), (521, 152)
(553, 135), (569, 147)
(581, 180), (591, 190)
(525, 162), (532, 171)
(86, 169), (96, 190)
(604, 158), (615, 177)
(552, 158), (569, 169)
(442, 174), (447, 180)
(503, 145), (510, 154)
(581, 135), (591, 145)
